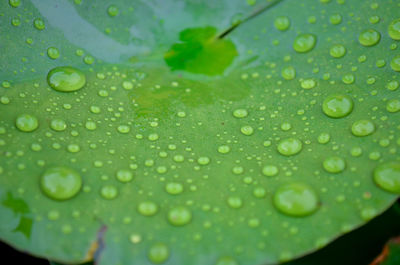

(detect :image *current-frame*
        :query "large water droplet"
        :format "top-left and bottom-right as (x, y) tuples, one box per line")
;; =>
(277, 138), (302, 156)
(15, 114), (39, 132)
(273, 183), (319, 217)
(40, 167), (82, 200)
(373, 162), (400, 193)
(47, 66), (86, 92)
(358, 29), (381, 46)
(293, 34), (316, 53)
(322, 94), (353, 118)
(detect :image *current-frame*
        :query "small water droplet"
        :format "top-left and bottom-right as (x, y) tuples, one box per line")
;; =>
(262, 165), (279, 177)
(148, 243), (169, 264)
(293, 34), (316, 53)
(323, 156), (346, 173)
(197, 156), (210, 165)
(138, 201), (158, 216)
(277, 138), (302, 156)
(273, 183), (319, 217)
(329, 44), (346, 58)
(116, 169), (133, 183)
(167, 207), (192, 226)
(33, 18), (45, 30)
(227, 196), (243, 209)
(107, 5), (119, 17)
(274, 16), (290, 31)
(47, 66), (86, 92)
(50, 119), (67, 131)
(215, 256), (238, 265)
(165, 182), (184, 195)
(390, 55), (400, 72)
(232, 109), (248, 118)
(100, 185), (118, 200)
(281, 66), (296, 80)
(47, 47), (60, 59)
(40, 167), (82, 200)
(240, 125), (254, 136)
(218, 145), (231, 154)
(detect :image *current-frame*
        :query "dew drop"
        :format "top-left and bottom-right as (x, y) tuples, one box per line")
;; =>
(232, 109), (248, 118)
(47, 47), (60, 59)
(227, 196), (243, 209)
(281, 66), (296, 80)
(117, 125), (130, 134)
(167, 207), (192, 226)
(100, 185), (118, 200)
(293, 34), (316, 53)
(148, 243), (169, 264)
(107, 5), (119, 17)
(47, 66), (86, 92)
(40, 167), (82, 200)
(388, 18), (400, 40)
(116, 169), (133, 183)
(274, 16), (290, 31)
(351, 120), (375, 137)
(317, 133), (330, 144)
(373, 162), (400, 193)
(197, 156), (210, 165)
(9, 0), (21, 8)
(273, 183), (319, 217)
(165, 182), (183, 195)
(277, 138), (302, 156)
(218, 145), (231, 154)
(240, 125), (254, 136)
(358, 29), (381, 46)
(15, 114), (39, 132)
(323, 156), (346, 173)
(390, 55), (400, 72)
(322, 94), (353, 118)
(329, 44), (346, 58)
(50, 119), (67, 131)
(262, 165), (279, 177)
(33, 18), (45, 30)
(300, 79), (316, 89)
(386, 99), (400, 113)
(138, 201), (158, 216)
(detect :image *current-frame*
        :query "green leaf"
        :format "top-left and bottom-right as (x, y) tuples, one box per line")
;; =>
(0, 0), (399, 265)
(371, 236), (400, 265)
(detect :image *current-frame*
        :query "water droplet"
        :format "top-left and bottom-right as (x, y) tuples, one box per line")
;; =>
(9, 0), (21, 8)
(329, 44), (346, 58)
(386, 99), (400, 113)
(107, 5), (119, 17)
(227, 196), (243, 209)
(277, 138), (302, 156)
(274, 16), (290, 31)
(300, 79), (316, 89)
(253, 187), (266, 198)
(322, 94), (353, 118)
(329, 14), (342, 25)
(360, 207), (377, 221)
(100, 185), (118, 200)
(273, 183), (319, 217)
(390, 55), (400, 72)
(262, 165), (279, 177)
(351, 120), (375, 137)
(281, 66), (296, 80)
(293, 34), (316, 53)
(47, 66), (86, 92)
(138, 201), (158, 216)
(215, 256), (238, 265)
(33, 18), (45, 30)
(218, 145), (231, 154)
(317, 133), (330, 144)
(67, 144), (80, 153)
(40, 167), (82, 200)
(323, 156), (346, 173)
(167, 207), (192, 226)
(117, 125), (130, 134)
(388, 18), (400, 40)
(15, 114), (39, 132)
(197, 156), (210, 165)
(373, 162), (400, 193)
(50, 119), (67, 131)
(358, 29), (381, 46)
(116, 169), (133, 183)
(240, 125), (254, 136)
(148, 243), (169, 264)
(47, 47), (60, 59)
(233, 109), (248, 118)
(165, 182), (183, 195)
(342, 73), (355, 84)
